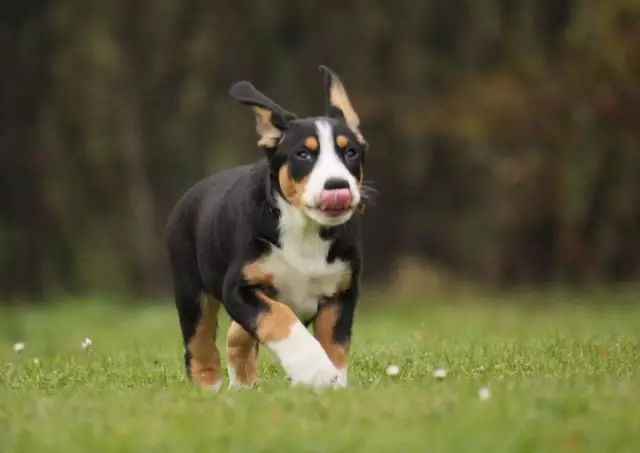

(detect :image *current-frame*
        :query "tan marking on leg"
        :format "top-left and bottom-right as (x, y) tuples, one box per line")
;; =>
(336, 269), (353, 294)
(243, 260), (274, 286)
(336, 135), (349, 149)
(188, 294), (222, 387)
(226, 321), (259, 387)
(242, 259), (298, 343)
(278, 164), (309, 210)
(304, 136), (319, 152)
(313, 303), (349, 369)
(255, 290), (298, 343)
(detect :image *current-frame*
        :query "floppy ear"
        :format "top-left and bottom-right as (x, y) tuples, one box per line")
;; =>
(318, 65), (366, 145)
(229, 81), (297, 148)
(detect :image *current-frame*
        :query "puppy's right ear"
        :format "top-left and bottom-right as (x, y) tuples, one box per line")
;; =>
(229, 81), (297, 148)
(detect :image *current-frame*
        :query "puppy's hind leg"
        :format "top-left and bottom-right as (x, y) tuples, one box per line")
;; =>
(169, 254), (223, 390)
(186, 294), (223, 390)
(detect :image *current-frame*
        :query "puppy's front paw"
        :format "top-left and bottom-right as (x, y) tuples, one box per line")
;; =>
(267, 322), (342, 389)
(287, 355), (341, 389)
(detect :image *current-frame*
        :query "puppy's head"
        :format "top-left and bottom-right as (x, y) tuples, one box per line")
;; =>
(229, 66), (367, 227)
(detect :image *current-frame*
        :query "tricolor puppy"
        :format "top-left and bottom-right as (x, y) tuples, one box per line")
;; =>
(165, 65), (368, 390)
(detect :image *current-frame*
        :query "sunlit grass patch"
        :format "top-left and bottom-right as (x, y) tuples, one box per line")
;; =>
(1, 296), (639, 452)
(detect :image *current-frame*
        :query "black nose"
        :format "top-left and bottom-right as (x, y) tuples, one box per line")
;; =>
(323, 178), (350, 190)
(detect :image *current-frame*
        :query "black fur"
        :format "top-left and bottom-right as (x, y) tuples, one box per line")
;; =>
(165, 66), (367, 384)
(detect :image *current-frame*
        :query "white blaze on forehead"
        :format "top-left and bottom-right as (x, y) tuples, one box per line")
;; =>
(302, 120), (360, 208)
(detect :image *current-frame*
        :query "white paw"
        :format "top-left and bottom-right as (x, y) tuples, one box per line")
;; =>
(267, 322), (341, 389)
(227, 366), (258, 390)
(204, 380), (223, 391)
(288, 355), (341, 388)
(228, 381), (257, 390)
(334, 367), (348, 388)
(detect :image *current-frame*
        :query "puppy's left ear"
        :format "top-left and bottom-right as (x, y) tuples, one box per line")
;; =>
(319, 65), (366, 145)
(230, 81), (297, 148)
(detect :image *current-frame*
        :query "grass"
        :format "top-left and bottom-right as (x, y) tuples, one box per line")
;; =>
(1, 293), (640, 452)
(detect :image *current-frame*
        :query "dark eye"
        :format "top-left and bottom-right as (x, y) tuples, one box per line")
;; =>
(296, 149), (312, 160)
(345, 147), (359, 160)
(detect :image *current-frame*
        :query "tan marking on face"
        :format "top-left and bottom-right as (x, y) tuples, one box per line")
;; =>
(314, 303), (349, 369)
(336, 135), (349, 149)
(304, 136), (319, 152)
(278, 164), (309, 210)
(226, 321), (259, 387)
(243, 260), (274, 286)
(255, 290), (298, 343)
(187, 294), (222, 387)
(253, 107), (282, 148)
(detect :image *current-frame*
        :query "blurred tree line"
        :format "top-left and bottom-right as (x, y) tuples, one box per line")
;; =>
(1, 0), (639, 302)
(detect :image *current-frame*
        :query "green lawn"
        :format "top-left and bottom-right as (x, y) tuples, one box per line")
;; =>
(1, 293), (639, 452)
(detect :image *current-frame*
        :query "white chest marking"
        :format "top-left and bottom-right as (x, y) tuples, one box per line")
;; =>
(258, 195), (350, 320)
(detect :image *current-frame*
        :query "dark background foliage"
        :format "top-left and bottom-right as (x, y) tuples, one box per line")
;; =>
(1, 0), (639, 302)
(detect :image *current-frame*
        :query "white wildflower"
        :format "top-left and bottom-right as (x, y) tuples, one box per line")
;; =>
(385, 364), (400, 376)
(81, 337), (92, 349)
(479, 387), (491, 401)
(433, 368), (447, 379)
(13, 342), (25, 353)
(32, 358), (40, 365)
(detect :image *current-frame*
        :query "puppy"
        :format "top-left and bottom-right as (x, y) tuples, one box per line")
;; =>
(165, 65), (368, 390)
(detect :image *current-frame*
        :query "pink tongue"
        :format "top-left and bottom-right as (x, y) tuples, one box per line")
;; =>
(320, 188), (352, 212)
